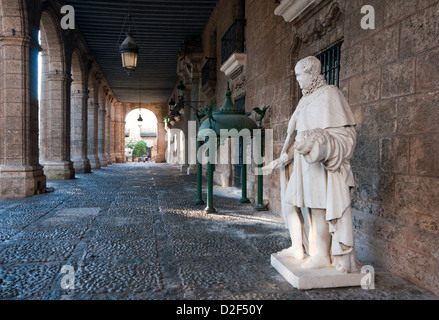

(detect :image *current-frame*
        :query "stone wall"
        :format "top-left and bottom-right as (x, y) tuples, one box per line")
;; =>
(201, 0), (439, 295)
(341, 0), (439, 296)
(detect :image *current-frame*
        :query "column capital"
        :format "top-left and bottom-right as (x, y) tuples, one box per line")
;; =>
(0, 35), (41, 51)
(45, 72), (73, 84)
(71, 90), (89, 100)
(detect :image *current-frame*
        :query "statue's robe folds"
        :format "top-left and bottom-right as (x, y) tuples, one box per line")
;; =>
(280, 85), (360, 270)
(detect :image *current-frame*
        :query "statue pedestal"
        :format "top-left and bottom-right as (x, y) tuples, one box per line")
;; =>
(271, 253), (363, 290)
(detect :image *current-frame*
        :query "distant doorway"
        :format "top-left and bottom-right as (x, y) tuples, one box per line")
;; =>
(125, 109), (158, 162)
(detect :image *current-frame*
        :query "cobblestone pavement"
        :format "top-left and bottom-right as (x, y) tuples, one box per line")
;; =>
(0, 163), (437, 300)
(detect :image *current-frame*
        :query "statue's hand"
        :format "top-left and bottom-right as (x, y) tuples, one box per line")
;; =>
(263, 153), (290, 173)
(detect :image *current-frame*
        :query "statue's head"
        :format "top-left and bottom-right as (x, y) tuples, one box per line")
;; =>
(295, 56), (322, 91)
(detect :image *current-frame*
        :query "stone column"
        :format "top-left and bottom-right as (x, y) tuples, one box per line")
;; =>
(187, 76), (201, 175)
(156, 121), (167, 163)
(39, 72), (75, 181)
(105, 100), (112, 165)
(111, 120), (117, 163)
(70, 90), (91, 173)
(113, 120), (121, 163)
(120, 121), (127, 163)
(87, 101), (100, 169)
(180, 83), (192, 173)
(98, 105), (107, 167)
(0, 35), (47, 198)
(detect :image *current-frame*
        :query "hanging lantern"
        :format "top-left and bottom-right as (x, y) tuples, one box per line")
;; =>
(120, 32), (139, 75)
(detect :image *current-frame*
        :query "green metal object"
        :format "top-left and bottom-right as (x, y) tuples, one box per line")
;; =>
(205, 161), (217, 214)
(240, 143), (250, 203)
(196, 140), (205, 206)
(199, 85), (258, 135)
(198, 84), (258, 212)
(240, 163), (250, 203)
(254, 129), (267, 211)
(253, 106), (270, 211)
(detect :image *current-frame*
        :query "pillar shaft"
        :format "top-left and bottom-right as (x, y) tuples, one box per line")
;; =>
(98, 107), (107, 166)
(71, 92), (91, 173)
(105, 111), (111, 165)
(0, 35), (46, 198)
(87, 102), (101, 169)
(39, 72), (75, 180)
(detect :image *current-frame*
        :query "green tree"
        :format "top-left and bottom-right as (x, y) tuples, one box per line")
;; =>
(125, 139), (137, 150)
(133, 141), (148, 158)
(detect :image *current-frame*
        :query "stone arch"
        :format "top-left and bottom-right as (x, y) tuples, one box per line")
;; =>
(125, 107), (159, 161)
(38, 5), (74, 180)
(39, 8), (65, 74)
(123, 103), (168, 163)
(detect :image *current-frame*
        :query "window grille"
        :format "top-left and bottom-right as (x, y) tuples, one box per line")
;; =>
(316, 41), (343, 87)
(221, 19), (246, 65)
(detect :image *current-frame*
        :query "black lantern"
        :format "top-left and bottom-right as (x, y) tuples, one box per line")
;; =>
(120, 32), (139, 75)
(117, 0), (140, 75)
(177, 81), (186, 99)
(169, 97), (176, 110)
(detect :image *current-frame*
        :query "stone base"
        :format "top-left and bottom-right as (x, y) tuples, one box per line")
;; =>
(99, 155), (108, 167)
(271, 253), (364, 290)
(88, 157), (101, 170)
(0, 165), (47, 199)
(72, 159), (91, 174)
(115, 156), (124, 163)
(41, 161), (75, 181)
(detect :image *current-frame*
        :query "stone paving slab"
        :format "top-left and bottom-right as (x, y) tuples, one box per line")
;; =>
(0, 163), (437, 301)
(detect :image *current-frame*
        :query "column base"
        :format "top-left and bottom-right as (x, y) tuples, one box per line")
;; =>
(204, 207), (217, 214)
(88, 156), (101, 170)
(255, 204), (268, 211)
(106, 154), (112, 165)
(115, 155), (124, 163)
(41, 161), (75, 181)
(99, 155), (108, 167)
(72, 158), (91, 174)
(0, 165), (47, 199)
(240, 197), (251, 204)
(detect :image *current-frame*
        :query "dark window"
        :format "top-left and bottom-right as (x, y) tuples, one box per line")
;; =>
(235, 94), (246, 111)
(221, 19), (246, 65)
(201, 58), (217, 87)
(234, 137), (244, 189)
(317, 41), (343, 87)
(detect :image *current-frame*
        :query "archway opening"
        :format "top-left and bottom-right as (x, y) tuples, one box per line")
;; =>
(125, 109), (158, 163)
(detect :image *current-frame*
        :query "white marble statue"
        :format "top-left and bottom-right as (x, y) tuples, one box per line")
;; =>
(266, 56), (361, 274)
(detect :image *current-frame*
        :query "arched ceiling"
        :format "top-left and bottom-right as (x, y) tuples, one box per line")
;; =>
(65, 0), (218, 103)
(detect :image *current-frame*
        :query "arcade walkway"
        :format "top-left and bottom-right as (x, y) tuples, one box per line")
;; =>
(0, 163), (437, 300)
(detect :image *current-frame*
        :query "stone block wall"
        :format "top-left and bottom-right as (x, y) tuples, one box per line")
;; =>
(201, 0), (439, 295)
(342, 0), (439, 295)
